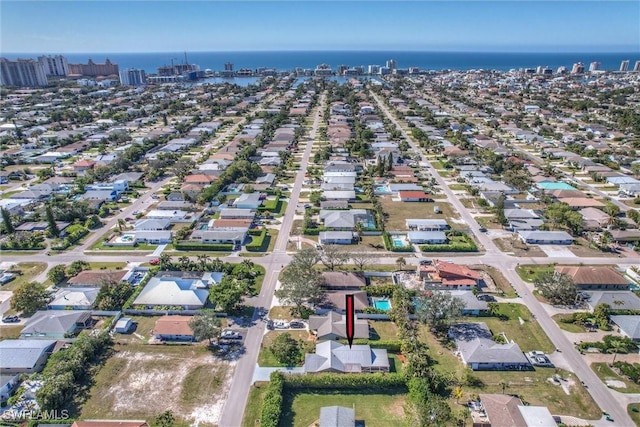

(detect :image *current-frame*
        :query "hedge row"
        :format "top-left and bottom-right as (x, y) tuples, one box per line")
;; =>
(284, 372), (406, 390)
(246, 229), (269, 252)
(261, 372), (285, 427)
(303, 227), (325, 236)
(365, 284), (401, 297)
(174, 241), (234, 251)
(122, 267), (157, 309)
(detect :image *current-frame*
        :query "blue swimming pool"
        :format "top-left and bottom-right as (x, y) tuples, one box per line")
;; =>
(373, 299), (391, 311)
(393, 239), (404, 246)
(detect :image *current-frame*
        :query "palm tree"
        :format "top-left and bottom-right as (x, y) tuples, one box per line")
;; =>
(197, 254), (210, 272)
(396, 256), (407, 269)
(610, 339), (627, 365)
(159, 254), (172, 270)
(178, 256), (191, 271)
(117, 218), (126, 232)
(211, 258), (225, 272)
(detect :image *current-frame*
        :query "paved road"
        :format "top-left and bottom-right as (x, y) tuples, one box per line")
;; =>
(371, 90), (634, 426)
(218, 92), (326, 427)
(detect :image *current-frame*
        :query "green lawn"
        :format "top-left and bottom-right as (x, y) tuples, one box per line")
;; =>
(592, 362), (640, 393)
(258, 330), (314, 367)
(369, 320), (399, 340)
(552, 313), (588, 333)
(473, 303), (555, 353)
(242, 382), (269, 427)
(0, 325), (24, 341)
(88, 262), (128, 270)
(280, 390), (406, 427)
(516, 264), (555, 282)
(1, 262), (48, 291)
(379, 196), (459, 230)
(629, 404), (640, 426)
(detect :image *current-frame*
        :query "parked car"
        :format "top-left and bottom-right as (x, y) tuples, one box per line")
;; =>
(477, 294), (496, 302)
(221, 330), (242, 340)
(273, 320), (289, 329)
(478, 227), (488, 232)
(2, 315), (19, 323)
(149, 258), (160, 265)
(289, 321), (305, 329)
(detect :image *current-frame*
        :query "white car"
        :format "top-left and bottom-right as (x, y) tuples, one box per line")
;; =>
(273, 320), (289, 329)
(221, 330), (242, 340)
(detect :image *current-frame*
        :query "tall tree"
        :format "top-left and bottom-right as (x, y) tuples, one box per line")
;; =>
(320, 245), (350, 271)
(209, 277), (244, 313)
(189, 310), (221, 344)
(349, 250), (372, 271)
(270, 332), (302, 366)
(1, 208), (14, 234)
(11, 281), (49, 315)
(275, 251), (324, 315)
(415, 291), (465, 334)
(534, 272), (578, 305)
(494, 193), (507, 226)
(47, 264), (67, 285)
(45, 205), (60, 237)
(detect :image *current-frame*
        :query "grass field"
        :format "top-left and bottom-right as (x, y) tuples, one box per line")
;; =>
(1, 262), (48, 291)
(592, 362), (640, 393)
(379, 196), (459, 230)
(280, 390), (406, 427)
(472, 303), (555, 353)
(0, 325), (24, 341)
(515, 264), (556, 282)
(629, 404), (640, 426)
(552, 313), (587, 333)
(257, 330), (314, 367)
(242, 382), (269, 427)
(81, 344), (231, 426)
(369, 320), (399, 340)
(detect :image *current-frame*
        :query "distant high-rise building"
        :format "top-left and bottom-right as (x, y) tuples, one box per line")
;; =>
(314, 63), (332, 76)
(0, 58), (48, 87)
(386, 59), (397, 70)
(119, 68), (147, 86)
(634, 60), (640, 72)
(557, 66), (567, 74)
(379, 66), (391, 75)
(37, 55), (68, 76)
(337, 64), (349, 75)
(368, 65), (381, 75)
(542, 67), (553, 75)
(589, 61), (601, 72)
(68, 58), (119, 77)
(620, 60), (630, 72)
(571, 62), (585, 74)
(157, 62), (199, 76)
(224, 62), (234, 72)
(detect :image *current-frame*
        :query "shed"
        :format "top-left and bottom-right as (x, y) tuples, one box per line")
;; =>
(115, 317), (134, 334)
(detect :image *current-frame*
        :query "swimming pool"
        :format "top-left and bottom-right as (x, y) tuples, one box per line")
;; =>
(373, 299), (391, 311)
(393, 239), (404, 246)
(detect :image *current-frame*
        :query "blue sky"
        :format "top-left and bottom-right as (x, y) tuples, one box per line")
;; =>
(1, 1), (639, 53)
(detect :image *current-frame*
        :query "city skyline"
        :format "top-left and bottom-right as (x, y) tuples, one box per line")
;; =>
(1, 1), (639, 53)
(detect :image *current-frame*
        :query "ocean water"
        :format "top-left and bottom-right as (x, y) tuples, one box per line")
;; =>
(5, 51), (639, 73)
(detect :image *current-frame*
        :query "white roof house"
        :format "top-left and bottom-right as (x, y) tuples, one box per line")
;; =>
(133, 277), (210, 309)
(48, 288), (99, 310)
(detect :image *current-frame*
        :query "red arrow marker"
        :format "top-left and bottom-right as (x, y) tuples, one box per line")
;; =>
(346, 294), (355, 348)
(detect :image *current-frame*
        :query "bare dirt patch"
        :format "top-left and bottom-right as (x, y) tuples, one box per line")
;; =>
(82, 345), (235, 426)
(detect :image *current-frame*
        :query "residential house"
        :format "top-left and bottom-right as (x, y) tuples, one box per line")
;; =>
(133, 230), (172, 244)
(584, 291), (640, 311)
(145, 209), (191, 223)
(407, 231), (447, 244)
(21, 311), (92, 339)
(115, 317), (134, 333)
(319, 231), (354, 245)
(308, 311), (369, 341)
(449, 322), (531, 371)
(234, 193), (263, 209)
(398, 191), (433, 202)
(321, 272), (366, 290)
(504, 209), (544, 231)
(134, 219), (171, 231)
(48, 288), (99, 310)
(475, 394), (556, 427)
(133, 274), (212, 309)
(152, 315), (195, 341)
(67, 270), (127, 287)
(579, 207), (610, 230)
(610, 315), (640, 341)
(555, 266), (629, 290)
(406, 219), (449, 231)
(219, 208), (255, 220)
(304, 341), (389, 373)
(320, 209), (370, 230)
(447, 290), (489, 315)
(321, 291), (369, 313)
(518, 230), (574, 245)
(0, 373), (20, 404)
(0, 340), (57, 374)
(419, 260), (482, 290)
(200, 230), (246, 247)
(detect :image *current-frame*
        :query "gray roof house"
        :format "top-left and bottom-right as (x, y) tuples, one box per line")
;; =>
(447, 290), (489, 315)
(21, 310), (92, 339)
(584, 291), (640, 311)
(449, 322), (532, 371)
(133, 276), (210, 309)
(406, 219), (449, 231)
(518, 230), (574, 245)
(320, 209), (368, 230)
(304, 341), (389, 373)
(0, 339), (57, 374)
(308, 311), (369, 341)
(48, 288), (99, 310)
(134, 219), (171, 231)
(407, 231), (447, 244)
(610, 315), (640, 341)
(319, 406), (355, 427)
(319, 231), (354, 245)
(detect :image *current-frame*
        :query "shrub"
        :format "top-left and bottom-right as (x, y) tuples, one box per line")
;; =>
(174, 241), (234, 251)
(260, 372), (284, 427)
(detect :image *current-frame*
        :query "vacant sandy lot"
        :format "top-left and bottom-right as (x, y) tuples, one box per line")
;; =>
(82, 344), (236, 426)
